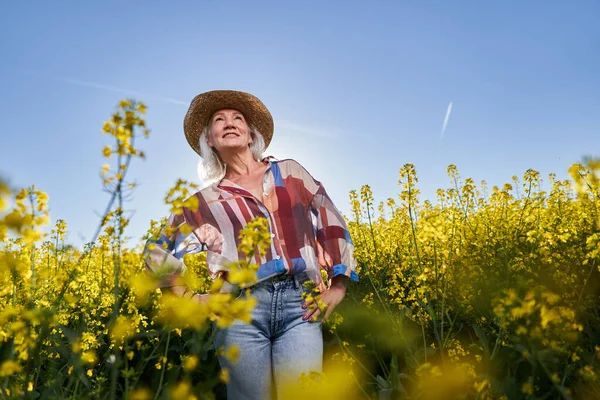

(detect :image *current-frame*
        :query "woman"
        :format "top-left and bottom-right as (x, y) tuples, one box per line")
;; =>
(144, 90), (358, 399)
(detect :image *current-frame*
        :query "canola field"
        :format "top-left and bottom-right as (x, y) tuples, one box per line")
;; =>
(1, 100), (599, 399)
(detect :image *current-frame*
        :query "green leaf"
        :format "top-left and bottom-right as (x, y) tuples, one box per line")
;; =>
(472, 323), (490, 358)
(376, 374), (390, 390)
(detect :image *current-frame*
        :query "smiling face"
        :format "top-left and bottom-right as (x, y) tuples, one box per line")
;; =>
(207, 108), (252, 155)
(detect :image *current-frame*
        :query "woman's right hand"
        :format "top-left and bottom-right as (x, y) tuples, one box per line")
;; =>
(168, 285), (211, 304)
(194, 293), (211, 304)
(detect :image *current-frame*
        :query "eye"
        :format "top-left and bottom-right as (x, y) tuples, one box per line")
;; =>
(235, 116), (243, 120)
(214, 117), (223, 122)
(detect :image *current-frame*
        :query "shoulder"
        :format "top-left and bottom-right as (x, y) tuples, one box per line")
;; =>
(273, 158), (321, 190)
(274, 158), (312, 177)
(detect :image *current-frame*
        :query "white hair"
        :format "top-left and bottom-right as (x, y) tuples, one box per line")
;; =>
(198, 124), (266, 182)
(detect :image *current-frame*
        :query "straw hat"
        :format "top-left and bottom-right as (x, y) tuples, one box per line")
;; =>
(184, 90), (274, 156)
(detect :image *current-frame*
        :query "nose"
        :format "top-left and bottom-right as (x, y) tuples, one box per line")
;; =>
(224, 115), (237, 128)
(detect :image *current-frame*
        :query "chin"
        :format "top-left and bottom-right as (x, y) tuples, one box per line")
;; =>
(219, 143), (249, 153)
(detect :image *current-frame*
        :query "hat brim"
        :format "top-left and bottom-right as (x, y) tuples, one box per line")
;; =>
(184, 90), (274, 156)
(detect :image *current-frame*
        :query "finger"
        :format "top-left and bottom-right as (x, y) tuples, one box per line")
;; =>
(301, 296), (315, 309)
(322, 308), (333, 323)
(307, 308), (322, 322)
(303, 305), (320, 321)
(302, 307), (315, 321)
(198, 294), (211, 304)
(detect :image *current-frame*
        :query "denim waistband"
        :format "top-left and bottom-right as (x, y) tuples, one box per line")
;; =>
(249, 271), (310, 291)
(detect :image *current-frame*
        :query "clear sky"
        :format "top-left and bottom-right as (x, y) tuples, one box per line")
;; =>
(1, 0), (599, 248)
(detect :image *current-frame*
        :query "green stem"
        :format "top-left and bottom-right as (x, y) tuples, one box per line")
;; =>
(153, 330), (171, 400)
(421, 323), (427, 362)
(332, 334), (377, 382)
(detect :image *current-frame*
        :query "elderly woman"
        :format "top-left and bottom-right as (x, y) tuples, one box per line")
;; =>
(144, 90), (358, 400)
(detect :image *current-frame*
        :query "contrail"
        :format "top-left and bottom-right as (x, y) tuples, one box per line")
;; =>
(23, 70), (189, 106)
(59, 76), (189, 106)
(440, 101), (453, 142)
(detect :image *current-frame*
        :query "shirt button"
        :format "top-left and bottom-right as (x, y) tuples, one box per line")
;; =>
(271, 233), (275, 238)
(264, 192), (269, 197)
(275, 255), (281, 260)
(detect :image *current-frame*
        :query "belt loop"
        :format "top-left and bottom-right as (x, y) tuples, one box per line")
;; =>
(293, 274), (299, 290)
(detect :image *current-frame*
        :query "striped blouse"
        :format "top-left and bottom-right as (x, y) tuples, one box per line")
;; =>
(143, 158), (358, 294)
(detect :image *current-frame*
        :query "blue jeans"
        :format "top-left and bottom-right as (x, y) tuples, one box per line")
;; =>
(213, 272), (323, 400)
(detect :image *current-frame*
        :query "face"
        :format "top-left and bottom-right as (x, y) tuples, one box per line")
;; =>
(207, 108), (252, 154)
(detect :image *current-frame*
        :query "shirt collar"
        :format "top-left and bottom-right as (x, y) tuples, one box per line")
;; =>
(212, 156), (276, 192)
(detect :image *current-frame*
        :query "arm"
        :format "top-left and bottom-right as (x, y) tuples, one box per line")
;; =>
(143, 210), (205, 301)
(307, 174), (359, 285)
(289, 160), (358, 322)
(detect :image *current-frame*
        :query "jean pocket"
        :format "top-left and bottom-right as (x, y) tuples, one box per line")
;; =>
(235, 288), (245, 300)
(235, 285), (255, 300)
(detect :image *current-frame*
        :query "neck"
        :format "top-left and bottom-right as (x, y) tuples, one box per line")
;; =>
(221, 149), (262, 179)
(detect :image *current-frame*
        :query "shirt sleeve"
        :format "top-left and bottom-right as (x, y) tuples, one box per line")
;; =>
(291, 160), (359, 282)
(143, 209), (205, 289)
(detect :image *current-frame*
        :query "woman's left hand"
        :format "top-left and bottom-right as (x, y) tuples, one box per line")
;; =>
(301, 278), (348, 323)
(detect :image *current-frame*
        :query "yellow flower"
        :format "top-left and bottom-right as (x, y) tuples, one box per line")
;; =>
(522, 382), (534, 395)
(81, 350), (98, 365)
(219, 368), (230, 383)
(0, 178), (11, 211)
(86, 369), (93, 377)
(102, 146), (112, 158)
(128, 387), (152, 400)
(155, 356), (167, 370)
(101, 164), (110, 175)
(130, 272), (158, 306)
(0, 360), (22, 377)
(224, 344), (240, 364)
(137, 102), (147, 114)
(157, 294), (208, 330)
(110, 316), (138, 345)
(183, 355), (199, 372)
(170, 381), (196, 400)
(102, 121), (112, 133)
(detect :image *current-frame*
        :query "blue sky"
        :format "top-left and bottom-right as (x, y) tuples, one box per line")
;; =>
(1, 1), (599, 247)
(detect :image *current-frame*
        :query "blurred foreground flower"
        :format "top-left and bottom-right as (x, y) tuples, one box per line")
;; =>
(279, 360), (364, 400)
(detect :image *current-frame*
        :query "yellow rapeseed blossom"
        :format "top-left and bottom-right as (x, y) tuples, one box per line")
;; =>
(81, 350), (98, 365)
(522, 382), (534, 395)
(170, 381), (197, 400)
(0, 360), (22, 377)
(0, 177), (11, 211)
(128, 387), (153, 400)
(219, 368), (230, 383)
(110, 316), (139, 345)
(279, 360), (363, 400)
(1, 100), (598, 399)
(224, 344), (240, 364)
(183, 355), (198, 371)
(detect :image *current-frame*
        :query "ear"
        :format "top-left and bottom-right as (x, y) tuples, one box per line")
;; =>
(207, 131), (214, 147)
